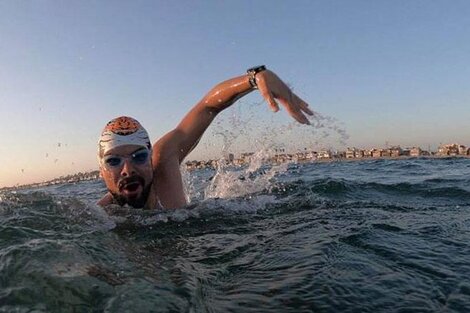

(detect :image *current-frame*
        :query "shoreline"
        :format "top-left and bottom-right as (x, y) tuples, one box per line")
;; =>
(304, 154), (470, 164)
(186, 154), (470, 170)
(1, 155), (469, 192)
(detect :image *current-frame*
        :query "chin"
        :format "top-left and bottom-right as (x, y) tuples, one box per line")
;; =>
(125, 196), (146, 208)
(111, 184), (151, 209)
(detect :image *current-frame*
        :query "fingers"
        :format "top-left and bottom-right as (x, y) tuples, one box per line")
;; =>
(267, 94), (280, 112)
(291, 110), (310, 125)
(259, 84), (280, 112)
(294, 94), (314, 116)
(257, 70), (313, 123)
(276, 98), (308, 124)
(277, 93), (312, 124)
(293, 112), (310, 125)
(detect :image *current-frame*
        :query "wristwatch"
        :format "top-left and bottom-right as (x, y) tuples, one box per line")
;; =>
(247, 65), (266, 89)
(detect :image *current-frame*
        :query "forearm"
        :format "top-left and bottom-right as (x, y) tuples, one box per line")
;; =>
(154, 74), (255, 163)
(153, 67), (313, 164)
(175, 75), (254, 158)
(201, 74), (254, 113)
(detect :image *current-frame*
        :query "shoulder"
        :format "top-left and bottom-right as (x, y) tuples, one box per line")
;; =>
(151, 129), (185, 165)
(97, 192), (114, 207)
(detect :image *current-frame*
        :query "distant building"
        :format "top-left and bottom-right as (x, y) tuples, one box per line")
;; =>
(372, 149), (382, 158)
(410, 147), (422, 157)
(346, 148), (356, 159)
(294, 152), (308, 161)
(355, 150), (365, 158)
(272, 154), (292, 163)
(305, 151), (318, 160)
(389, 146), (402, 157)
(401, 149), (411, 156)
(335, 151), (345, 159)
(459, 145), (467, 156)
(318, 150), (332, 159)
(438, 143), (460, 156)
(346, 148), (365, 159)
(364, 149), (374, 157)
(382, 149), (391, 157)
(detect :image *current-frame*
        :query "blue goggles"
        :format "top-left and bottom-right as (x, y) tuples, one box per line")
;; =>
(102, 149), (150, 169)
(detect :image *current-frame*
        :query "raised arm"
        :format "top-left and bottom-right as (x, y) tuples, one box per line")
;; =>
(153, 67), (314, 164)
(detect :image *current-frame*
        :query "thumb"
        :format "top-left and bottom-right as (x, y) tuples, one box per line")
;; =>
(267, 95), (280, 112)
(256, 71), (279, 112)
(261, 89), (279, 112)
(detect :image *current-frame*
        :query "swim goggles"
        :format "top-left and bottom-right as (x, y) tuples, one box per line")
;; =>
(101, 148), (151, 170)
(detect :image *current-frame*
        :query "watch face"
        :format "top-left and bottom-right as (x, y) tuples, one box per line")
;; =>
(247, 65), (266, 73)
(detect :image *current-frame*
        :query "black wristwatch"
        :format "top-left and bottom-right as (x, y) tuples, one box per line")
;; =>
(247, 65), (266, 89)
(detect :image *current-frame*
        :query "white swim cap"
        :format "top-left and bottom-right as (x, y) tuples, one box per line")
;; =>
(98, 116), (151, 157)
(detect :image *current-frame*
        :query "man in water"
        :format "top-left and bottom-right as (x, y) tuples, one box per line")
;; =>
(97, 66), (313, 209)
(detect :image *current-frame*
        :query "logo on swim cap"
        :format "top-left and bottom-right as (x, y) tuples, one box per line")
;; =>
(98, 116), (151, 157)
(104, 116), (142, 135)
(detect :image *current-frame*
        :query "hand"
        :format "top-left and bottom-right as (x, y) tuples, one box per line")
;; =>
(256, 70), (314, 124)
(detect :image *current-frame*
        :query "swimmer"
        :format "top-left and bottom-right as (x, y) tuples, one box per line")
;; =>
(97, 66), (313, 209)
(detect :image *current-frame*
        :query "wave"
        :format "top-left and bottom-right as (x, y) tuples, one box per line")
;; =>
(2, 159), (470, 312)
(2, 176), (468, 233)
(305, 178), (470, 201)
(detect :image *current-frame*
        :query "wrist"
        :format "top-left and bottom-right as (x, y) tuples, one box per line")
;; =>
(247, 65), (266, 89)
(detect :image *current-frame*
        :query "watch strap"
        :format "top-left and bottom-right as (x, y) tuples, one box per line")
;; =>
(247, 65), (266, 89)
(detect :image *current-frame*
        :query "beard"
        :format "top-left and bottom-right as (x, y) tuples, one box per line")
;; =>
(110, 175), (152, 209)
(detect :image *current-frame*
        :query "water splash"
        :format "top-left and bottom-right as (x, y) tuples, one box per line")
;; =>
(185, 99), (349, 202)
(204, 149), (289, 199)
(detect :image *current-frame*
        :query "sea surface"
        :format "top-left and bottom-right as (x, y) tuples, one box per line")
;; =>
(2, 157), (470, 312)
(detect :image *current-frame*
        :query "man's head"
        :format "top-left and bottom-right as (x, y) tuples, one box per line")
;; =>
(98, 116), (153, 208)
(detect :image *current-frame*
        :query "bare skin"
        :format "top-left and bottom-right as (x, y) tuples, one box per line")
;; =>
(98, 69), (313, 209)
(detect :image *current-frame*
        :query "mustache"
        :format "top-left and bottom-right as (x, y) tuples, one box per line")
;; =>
(118, 175), (145, 190)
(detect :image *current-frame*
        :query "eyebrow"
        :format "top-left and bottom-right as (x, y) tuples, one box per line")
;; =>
(132, 147), (148, 154)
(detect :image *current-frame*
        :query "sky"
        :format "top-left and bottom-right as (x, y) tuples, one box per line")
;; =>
(1, 0), (470, 187)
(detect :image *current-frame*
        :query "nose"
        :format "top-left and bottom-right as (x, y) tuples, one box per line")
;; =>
(120, 159), (136, 177)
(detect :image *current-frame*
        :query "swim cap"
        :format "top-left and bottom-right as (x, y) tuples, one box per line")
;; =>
(98, 116), (151, 157)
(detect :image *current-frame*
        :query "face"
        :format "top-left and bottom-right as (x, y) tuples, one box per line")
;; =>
(99, 145), (153, 208)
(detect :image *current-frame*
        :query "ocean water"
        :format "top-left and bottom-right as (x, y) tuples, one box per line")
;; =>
(1, 157), (470, 312)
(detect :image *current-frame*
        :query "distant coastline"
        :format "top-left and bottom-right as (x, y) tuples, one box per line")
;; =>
(1, 143), (468, 191)
(0, 171), (100, 192)
(185, 143), (470, 171)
